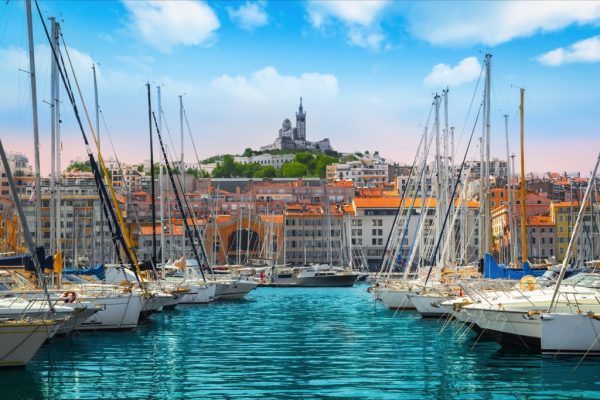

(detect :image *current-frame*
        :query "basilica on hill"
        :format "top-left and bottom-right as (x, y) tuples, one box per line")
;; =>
(260, 98), (333, 152)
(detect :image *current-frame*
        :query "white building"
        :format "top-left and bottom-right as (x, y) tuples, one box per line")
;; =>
(234, 153), (294, 169)
(346, 196), (480, 269)
(326, 159), (389, 187)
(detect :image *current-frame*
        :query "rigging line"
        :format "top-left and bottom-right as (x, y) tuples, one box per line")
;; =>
(376, 101), (435, 281)
(59, 34), (144, 280)
(425, 101), (484, 286)
(182, 105), (204, 174)
(99, 109), (125, 178)
(34, 1), (141, 282)
(152, 111), (207, 282)
(454, 61), (484, 157)
(160, 108), (179, 162)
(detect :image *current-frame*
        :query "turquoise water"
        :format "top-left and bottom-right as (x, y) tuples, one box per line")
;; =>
(2, 286), (599, 399)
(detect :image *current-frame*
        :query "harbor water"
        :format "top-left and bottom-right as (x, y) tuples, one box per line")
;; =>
(2, 286), (599, 399)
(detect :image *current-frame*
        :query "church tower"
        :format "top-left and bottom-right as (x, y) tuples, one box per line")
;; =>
(295, 97), (306, 141)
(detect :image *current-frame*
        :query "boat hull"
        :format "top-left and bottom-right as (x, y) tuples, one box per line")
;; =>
(78, 294), (143, 331)
(541, 313), (600, 355)
(409, 294), (451, 318)
(214, 280), (257, 300)
(376, 288), (415, 310)
(0, 320), (59, 367)
(295, 274), (358, 287)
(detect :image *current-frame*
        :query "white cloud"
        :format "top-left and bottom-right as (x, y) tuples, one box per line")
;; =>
(227, 1), (268, 31)
(307, 0), (389, 28)
(424, 57), (482, 87)
(212, 66), (338, 103)
(537, 35), (600, 66)
(307, 0), (390, 51)
(347, 28), (385, 51)
(123, 1), (219, 53)
(407, 2), (600, 47)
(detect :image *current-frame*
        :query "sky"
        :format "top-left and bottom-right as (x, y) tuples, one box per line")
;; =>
(1, 0), (599, 175)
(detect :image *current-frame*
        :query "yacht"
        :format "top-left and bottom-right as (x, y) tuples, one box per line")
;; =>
(295, 264), (358, 287)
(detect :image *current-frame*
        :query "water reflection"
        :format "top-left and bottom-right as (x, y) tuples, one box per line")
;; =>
(0, 287), (598, 399)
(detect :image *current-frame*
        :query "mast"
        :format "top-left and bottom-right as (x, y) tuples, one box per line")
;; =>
(49, 17), (57, 256)
(519, 88), (528, 264)
(504, 114), (516, 266)
(434, 94), (442, 264)
(147, 83), (157, 268)
(92, 64), (103, 264)
(25, 0), (42, 243)
(179, 95), (185, 257)
(157, 86), (165, 268)
(484, 53), (492, 254)
(52, 18), (62, 284)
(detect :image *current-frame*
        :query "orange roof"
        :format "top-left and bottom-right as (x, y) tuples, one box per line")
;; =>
(553, 201), (580, 207)
(342, 204), (355, 215)
(528, 215), (554, 226)
(139, 225), (184, 236)
(333, 180), (354, 187)
(353, 196), (478, 209)
(260, 214), (283, 224)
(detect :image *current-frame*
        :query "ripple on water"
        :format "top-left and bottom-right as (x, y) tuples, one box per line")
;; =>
(1, 287), (599, 399)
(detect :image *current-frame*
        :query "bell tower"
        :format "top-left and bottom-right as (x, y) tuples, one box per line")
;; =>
(295, 97), (306, 141)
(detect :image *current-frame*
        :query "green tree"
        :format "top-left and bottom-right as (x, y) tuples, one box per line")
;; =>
(255, 165), (276, 178)
(66, 160), (92, 173)
(314, 154), (338, 178)
(242, 148), (254, 157)
(278, 161), (308, 178)
(294, 151), (314, 165)
(211, 155), (240, 178)
(240, 162), (262, 178)
(340, 154), (358, 163)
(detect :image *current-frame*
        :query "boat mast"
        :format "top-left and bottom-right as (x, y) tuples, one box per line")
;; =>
(434, 94), (442, 265)
(519, 88), (528, 265)
(52, 18), (62, 284)
(484, 54), (492, 254)
(147, 83), (157, 270)
(179, 95), (185, 258)
(157, 86), (165, 269)
(504, 114), (516, 266)
(25, 0), (42, 243)
(49, 17), (57, 257)
(92, 63), (103, 264)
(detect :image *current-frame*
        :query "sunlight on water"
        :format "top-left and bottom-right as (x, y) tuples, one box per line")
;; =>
(1, 287), (599, 399)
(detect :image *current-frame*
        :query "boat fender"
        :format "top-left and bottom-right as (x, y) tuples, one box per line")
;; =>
(62, 291), (77, 304)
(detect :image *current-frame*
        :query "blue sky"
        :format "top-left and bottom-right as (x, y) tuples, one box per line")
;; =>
(1, 1), (599, 174)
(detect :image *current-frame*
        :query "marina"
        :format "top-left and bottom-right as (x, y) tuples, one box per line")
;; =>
(1, 1), (600, 398)
(1, 287), (599, 399)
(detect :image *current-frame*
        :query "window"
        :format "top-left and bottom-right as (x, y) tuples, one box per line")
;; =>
(372, 238), (377, 246)
(351, 220), (362, 227)
(372, 229), (378, 236)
